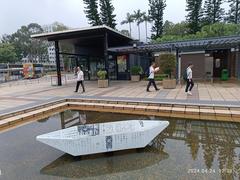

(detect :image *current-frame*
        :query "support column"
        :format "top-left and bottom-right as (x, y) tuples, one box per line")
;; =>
(55, 41), (62, 86)
(237, 47), (240, 80)
(104, 32), (109, 79)
(176, 48), (181, 84)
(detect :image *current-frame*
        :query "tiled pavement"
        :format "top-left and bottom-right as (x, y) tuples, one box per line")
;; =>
(0, 79), (240, 114)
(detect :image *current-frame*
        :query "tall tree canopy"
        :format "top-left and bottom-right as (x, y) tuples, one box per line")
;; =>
(4, 23), (48, 62)
(203, 0), (224, 24)
(83, 0), (102, 26)
(163, 21), (190, 36)
(0, 43), (17, 63)
(121, 13), (134, 37)
(148, 0), (166, 39)
(99, 0), (117, 28)
(227, 0), (240, 24)
(186, 0), (203, 34)
(155, 23), (240, 43)
(132, 9), (145, 40)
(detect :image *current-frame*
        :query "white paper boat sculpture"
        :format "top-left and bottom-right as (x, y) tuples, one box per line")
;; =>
(36, 120), (169, 156)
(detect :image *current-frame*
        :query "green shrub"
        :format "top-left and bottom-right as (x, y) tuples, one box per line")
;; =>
(130, 66), (143, 75)
(143, 74), (168, 81)
(159, 53), (176, 79)
(97, 70), (107, 80)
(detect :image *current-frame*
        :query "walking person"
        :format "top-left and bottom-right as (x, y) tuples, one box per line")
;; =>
(185, 63), (194, 95)
(74, 66), (85, 93)
(146, 62), (160, 92)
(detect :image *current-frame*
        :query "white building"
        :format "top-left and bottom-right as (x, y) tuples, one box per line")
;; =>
(48, 45), (56, 65)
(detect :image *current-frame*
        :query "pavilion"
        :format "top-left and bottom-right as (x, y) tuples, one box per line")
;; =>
(32, 25), (240, 85)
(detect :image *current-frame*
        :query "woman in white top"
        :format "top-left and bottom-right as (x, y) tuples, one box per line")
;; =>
(146, 62), (160, 92)
(185, 63), (194, 95)
(74, 66), (85, 93)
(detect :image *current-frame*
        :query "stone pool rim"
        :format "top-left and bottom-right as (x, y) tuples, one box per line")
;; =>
(0, 96), (240, 131)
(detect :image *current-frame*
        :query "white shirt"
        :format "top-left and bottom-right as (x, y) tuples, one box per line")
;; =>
(148, 66), (155, 79)
(186, 67), (192, 79)
(77, 70), (84, 81)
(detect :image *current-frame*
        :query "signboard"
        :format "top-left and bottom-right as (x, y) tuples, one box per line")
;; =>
(23, 63), (34, 79)
(117, 55), (127, 73)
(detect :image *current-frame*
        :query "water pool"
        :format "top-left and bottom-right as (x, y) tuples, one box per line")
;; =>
(0, 110), (240, 180)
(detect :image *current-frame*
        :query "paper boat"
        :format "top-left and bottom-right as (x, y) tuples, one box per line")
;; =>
(36, 120), (169, 156)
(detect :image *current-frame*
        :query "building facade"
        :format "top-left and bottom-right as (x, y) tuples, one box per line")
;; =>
(32, 25), (240, 85)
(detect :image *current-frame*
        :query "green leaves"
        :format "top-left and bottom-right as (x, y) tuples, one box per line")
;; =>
(99, 0), (117, 29)
(2, 23), (47, 62)
(203, 0), (224, 24)
(83, 0), (117, 28)
(148, 0), (166, 39)
(227, 0), (240, 24)
(186, 0), (203, 34)
(83, 0), (102, 26)
(159, 53), (176, 79)
(155, 23), (240, 43)
(0, 43), (17, 63)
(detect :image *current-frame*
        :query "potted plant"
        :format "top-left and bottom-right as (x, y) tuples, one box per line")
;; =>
(130, 66), (142, 82)
(97, 70), (108, 88)
(159, 53), (176, 89)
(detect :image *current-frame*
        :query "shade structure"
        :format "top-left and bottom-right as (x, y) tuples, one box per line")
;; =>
(108, 35), (240, 53)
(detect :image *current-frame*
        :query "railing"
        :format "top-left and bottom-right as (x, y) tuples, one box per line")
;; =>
(0, 74), (76, 87)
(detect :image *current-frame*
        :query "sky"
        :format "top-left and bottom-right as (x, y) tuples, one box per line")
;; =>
(0, 0), (229, 41)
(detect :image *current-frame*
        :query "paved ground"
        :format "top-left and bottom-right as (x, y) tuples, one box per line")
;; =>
(0, 77), (240, 114)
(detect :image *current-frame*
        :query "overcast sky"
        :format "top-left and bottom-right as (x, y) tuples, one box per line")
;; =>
(0, 0), (229, 41)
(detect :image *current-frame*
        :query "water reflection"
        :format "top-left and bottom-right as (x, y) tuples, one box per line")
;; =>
(56, 111), (240, 179)
(164, 119), (240, 179)
(40, 147), (169, 178)
(2, 110), (240, 179)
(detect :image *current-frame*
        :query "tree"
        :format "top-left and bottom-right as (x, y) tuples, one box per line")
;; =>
(0, 43), (17, 63)
(142, 12), (152, 43)
(159, 53), (176, 78)
(83, 0), (102, 26)
(148, 0), (166, 39)
(120, 29), (130, 37)
(163, 21), (190, 36)
(121, 13), (134, 37)
(133, 10), (145, 40)
(99, 0), (117, 29)
(154, 23), (240, 43)
(227, 0), (240, 24)
(5, 23), (48, 63)
(203, 0), (225, 25)
(186, 0), (203, 34)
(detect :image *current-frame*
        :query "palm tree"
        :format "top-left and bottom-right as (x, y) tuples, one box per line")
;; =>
(121, 13), (134, 37)
(132, 9), (145, 41)
(142, 12), (152, 43)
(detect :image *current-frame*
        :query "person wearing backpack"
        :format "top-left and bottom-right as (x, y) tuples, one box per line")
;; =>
(185, 63), (194, 95)
(146, 62), (160, 92)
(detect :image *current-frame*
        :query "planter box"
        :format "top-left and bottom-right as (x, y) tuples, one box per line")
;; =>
(131, 75), (140, 82)
(163, 79), (176, 89)
(98, 79), (109, 88)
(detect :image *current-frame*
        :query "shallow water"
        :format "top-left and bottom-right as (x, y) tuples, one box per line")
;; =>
(1, 111), (240, 180)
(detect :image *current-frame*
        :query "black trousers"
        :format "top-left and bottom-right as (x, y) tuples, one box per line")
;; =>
(147, 79), (158, 90)
(185, 79), (194, 92)
(75, 81), (85, 92)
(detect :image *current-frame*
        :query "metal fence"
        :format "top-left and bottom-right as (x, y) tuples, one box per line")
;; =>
(0, 74), (76, 87)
